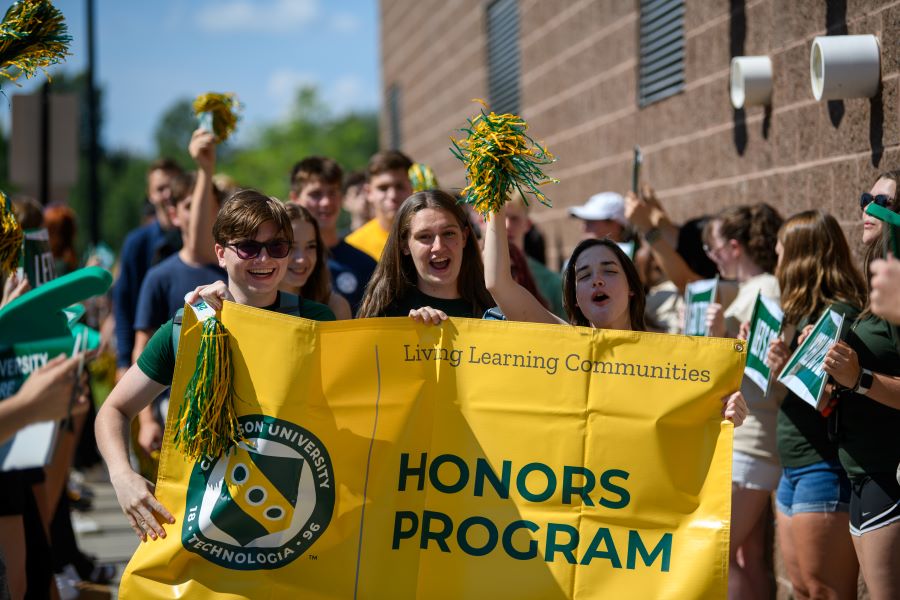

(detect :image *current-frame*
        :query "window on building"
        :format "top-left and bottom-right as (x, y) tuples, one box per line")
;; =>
(638, 0), (685, 107)
(388, 84), (401, 150)
(486, 0), (520, 114)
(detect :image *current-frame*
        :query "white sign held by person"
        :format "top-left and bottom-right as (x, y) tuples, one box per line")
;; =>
(777, 309), (844, 411)
(683, 277), (718, 336)
(744, 293), (784, 393)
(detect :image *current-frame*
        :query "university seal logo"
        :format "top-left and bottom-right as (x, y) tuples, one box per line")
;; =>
(181, 415), (335, 570)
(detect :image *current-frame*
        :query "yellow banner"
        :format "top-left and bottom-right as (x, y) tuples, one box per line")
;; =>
(120, 303), (745, 599)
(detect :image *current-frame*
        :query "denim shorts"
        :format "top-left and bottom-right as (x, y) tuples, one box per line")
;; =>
(775, 459), (851, 516)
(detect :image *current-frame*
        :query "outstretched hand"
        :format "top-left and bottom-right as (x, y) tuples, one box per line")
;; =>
(110, 469), (175, 542)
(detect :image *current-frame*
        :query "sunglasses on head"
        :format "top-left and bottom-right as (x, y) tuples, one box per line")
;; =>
(860, 193), (892, 209)
(226, 239), (291, 260)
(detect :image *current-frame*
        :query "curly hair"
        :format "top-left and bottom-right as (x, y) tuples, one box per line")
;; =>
(714, 203), (783, 274)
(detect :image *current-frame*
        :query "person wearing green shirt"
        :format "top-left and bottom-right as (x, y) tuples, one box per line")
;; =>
(767, 210), (867, 599)
(96, 190), (335, 543)
(821, 173), (900, 599)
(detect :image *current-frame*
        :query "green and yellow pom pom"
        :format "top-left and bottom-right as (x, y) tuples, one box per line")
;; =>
(409, 163), (439, 192)
(193, 92), (241, 143)
(0, 191), (23, 276)
(450, 99), (558, 217)
(174, 318), (247, 460)
(0, 0), (71, 85)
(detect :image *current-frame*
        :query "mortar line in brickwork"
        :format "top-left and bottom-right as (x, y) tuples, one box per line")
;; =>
(659, 147), (900, 199)
(520, 0), (598, 48)
(522, 15), (636, 83)
(545, 150), (636, 182)
(385, 7), (480, 84)
(539, 106), (636, 146)
(383, 2), (470, 77)
(401, 47), (484, 123)
(638, 118), (763, 156)
(685, 0), (767, 40)
(381, 3), (435, 64)
(525, 60), (637, 119)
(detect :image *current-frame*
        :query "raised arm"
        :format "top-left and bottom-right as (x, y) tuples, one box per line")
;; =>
(185, 128), (219, 265)
(95, 364), (174, 541)
(625, 190), (701, 294)
(483, 207), (565, 325)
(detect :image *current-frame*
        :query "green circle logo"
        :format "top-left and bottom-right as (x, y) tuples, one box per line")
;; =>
(181, 415), (335, 570)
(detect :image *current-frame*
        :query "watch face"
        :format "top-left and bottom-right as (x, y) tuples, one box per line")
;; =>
(861, 369), (875, 389)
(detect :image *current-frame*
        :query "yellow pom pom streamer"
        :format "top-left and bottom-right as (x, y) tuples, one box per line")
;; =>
(0, 190), (23, 276)
(408, 163), (439, 192)
(0, 0), (71, 85)
(193, 92), (242, 143)
(174, 318), (248, 460)
(450, 99), (558, 217)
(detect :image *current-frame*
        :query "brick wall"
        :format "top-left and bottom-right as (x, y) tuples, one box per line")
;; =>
(381, 0), (898, 268)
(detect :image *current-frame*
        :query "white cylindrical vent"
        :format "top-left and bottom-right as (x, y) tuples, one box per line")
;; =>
(730, 56), (773, 108)
(810, 35), (881, 101)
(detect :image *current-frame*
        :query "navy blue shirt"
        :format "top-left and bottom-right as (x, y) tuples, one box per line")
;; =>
(328, 240), (376, 315)
(134, 253), (226, 333)
(113, 220), (174, 367)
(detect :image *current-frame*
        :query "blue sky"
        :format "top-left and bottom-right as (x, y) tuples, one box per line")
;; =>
(4, 0), (381, 155)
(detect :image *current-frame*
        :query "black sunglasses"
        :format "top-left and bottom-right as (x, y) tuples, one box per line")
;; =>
(860, 193), (892, 209)
(226, 239), (291, 260)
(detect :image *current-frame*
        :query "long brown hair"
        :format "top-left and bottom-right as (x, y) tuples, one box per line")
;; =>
(358, 190), (493, 318)
(776, 210), (866, 326)
(861, 170), (900, 316)
(561, 238), (647, 331)
(283, 203), (332, 304)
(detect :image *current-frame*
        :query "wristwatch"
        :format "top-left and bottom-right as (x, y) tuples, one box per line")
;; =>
(644, 227), (662, 245)
(854, 368), (874, 396)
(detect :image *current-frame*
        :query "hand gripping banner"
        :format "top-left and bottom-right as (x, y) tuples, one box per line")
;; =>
(120, 303), (745, 599)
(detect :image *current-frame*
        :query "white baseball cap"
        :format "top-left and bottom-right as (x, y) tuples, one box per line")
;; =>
(568, 192), (627, 225)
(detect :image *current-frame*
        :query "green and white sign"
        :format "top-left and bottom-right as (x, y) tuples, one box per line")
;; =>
(617, 241), (636, 260)
(683, 277), (718, 336)
(777, 309), (843, 411)
(744, 294), (783, 393)
(17, 228), (56, 288)
(0, 334), (73, 471)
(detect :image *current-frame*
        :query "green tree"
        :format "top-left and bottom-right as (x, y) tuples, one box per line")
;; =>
(217, 86), (379, 199)
(153, 98), (194, 168)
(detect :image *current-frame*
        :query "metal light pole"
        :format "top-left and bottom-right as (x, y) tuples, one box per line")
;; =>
(85, 0), (100, 245)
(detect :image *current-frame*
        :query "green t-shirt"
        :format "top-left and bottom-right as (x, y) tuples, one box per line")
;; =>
(382, 288), (478, 318)
(136, 294), (336, 386)
(776, 302), (859, 468)
(838, 314), (900, 478)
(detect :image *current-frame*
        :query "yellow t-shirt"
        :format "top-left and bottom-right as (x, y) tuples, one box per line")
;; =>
(345, 218), (389, 260)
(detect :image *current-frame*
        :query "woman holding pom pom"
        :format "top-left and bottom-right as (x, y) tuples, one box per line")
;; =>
(357, 189), (493, 322)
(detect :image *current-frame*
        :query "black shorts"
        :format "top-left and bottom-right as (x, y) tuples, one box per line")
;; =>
(0, 472), (27, 516)
(849, 474), (900, 536)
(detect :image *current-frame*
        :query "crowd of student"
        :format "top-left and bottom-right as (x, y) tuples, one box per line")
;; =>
(1, 123), (900, 599)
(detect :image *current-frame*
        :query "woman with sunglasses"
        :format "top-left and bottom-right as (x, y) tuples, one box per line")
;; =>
(357, 189), (493, 321)
(819, 172), (900, 597)
(701, 203), (783, 600)
(97, 191), (336, 543)
(766, 210), (866, 599)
